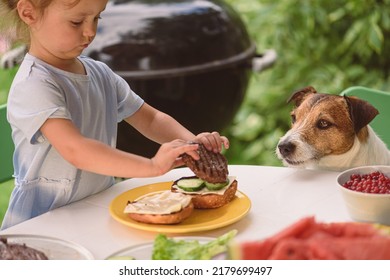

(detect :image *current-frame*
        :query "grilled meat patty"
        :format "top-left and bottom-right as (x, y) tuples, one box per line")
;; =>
(181, 143), (228, 183)
(0, 238), (48, 260)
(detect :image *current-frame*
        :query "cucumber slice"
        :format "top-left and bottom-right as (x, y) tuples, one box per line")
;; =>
(205, 179), (229, 191)
(177, 178), (205, 192)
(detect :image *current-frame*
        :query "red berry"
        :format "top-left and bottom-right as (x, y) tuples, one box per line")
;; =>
(342, 171), (390, 194)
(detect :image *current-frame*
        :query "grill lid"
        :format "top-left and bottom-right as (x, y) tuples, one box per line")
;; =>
(86, 0), (254, 78)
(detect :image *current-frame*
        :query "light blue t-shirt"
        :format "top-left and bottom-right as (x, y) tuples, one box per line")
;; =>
(1, 54), (144, 229)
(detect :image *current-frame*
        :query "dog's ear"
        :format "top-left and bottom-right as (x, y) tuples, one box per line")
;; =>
(287, 86), (317, 106)
(344, 96), (379, 133)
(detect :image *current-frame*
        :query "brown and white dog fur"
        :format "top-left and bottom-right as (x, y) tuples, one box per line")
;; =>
(276, 86), (390, 171)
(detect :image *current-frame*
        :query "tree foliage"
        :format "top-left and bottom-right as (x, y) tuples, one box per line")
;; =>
(223, 0), (390, 166)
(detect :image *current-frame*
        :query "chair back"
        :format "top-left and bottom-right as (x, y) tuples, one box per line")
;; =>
(0, 104), (14, 182)
(341, 86), (390, 149)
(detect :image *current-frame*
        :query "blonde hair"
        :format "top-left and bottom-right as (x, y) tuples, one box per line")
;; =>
(0, 0), (80, 44)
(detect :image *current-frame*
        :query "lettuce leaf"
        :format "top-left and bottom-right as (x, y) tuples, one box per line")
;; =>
(152, 230), (237, 260)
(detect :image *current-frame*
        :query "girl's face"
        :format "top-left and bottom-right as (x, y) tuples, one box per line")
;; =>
(29, 0), (108, 64)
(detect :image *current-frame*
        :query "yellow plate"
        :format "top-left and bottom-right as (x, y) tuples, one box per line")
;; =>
(109, 181), (251, 233)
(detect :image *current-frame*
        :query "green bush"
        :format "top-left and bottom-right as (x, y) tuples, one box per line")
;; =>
(223, 0), (390, 165)
(0, 67), (18, 104)
(0, 180), (14, 225)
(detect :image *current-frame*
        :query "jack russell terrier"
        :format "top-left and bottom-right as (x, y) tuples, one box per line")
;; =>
(276, 86), (390, 171)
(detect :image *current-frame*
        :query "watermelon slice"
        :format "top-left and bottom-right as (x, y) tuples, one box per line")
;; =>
(234, 216), (390, 260)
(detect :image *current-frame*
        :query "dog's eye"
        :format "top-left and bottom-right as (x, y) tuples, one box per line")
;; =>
(291, 114), (296, 124)
(317, 119), (332, 129)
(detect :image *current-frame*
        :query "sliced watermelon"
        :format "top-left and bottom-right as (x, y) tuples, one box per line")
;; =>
(236, 216), (390, 260)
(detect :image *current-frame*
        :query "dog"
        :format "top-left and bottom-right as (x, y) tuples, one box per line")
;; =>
(276, 86), (390, 171)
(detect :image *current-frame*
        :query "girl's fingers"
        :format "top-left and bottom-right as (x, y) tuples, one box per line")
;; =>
(221, 136), (230, 149)
(195, 131), (229, 153)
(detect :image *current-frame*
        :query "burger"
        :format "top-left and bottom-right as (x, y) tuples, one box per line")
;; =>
(171, 143), (238, 209)
(123, 143), (237, 225)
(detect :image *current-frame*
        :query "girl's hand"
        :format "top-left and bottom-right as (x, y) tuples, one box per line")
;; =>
(194, 131), (229, 153)
(151, 140), (199, 175)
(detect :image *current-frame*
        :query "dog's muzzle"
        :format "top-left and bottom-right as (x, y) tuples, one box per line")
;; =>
(277, 140), (296, 158)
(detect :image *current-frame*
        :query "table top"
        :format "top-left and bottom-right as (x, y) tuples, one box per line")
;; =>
(0, 165), (351, 260)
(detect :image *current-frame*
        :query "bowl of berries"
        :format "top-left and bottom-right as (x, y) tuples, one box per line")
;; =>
(337, 165), (390, 225)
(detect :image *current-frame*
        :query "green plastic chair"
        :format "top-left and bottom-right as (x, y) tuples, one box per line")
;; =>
(340, 86), (390, 149)
(0, 104), (14, 183)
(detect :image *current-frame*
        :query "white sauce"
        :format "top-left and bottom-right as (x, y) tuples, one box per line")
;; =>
(124, 190), (192, 215)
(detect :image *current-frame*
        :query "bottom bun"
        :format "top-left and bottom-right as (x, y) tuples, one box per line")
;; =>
(173, 180), (238, 209)
(127, 202), (194, 224)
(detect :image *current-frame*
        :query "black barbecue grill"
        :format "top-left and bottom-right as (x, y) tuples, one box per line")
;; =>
(86, 0), (276, 157)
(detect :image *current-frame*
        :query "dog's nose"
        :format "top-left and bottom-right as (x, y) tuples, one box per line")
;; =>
(278, 141), (296, 157)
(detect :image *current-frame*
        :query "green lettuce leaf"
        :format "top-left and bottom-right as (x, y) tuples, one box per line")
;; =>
(152, 230), (237, 260)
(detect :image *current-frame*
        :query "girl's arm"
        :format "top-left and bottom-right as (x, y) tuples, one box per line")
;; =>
(40, 118), (199, 178)
(125, 103), (229, 152)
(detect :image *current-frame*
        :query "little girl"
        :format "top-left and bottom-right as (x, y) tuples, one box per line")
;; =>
(0, 0), (229, 229)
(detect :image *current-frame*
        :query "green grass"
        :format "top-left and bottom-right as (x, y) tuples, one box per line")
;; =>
(0, 179), (14, 225)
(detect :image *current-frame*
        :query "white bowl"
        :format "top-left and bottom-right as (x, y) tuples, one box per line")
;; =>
(337, 165), (390, 225)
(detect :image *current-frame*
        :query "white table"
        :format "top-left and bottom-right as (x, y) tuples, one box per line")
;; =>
(0, 165), (351, 260)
